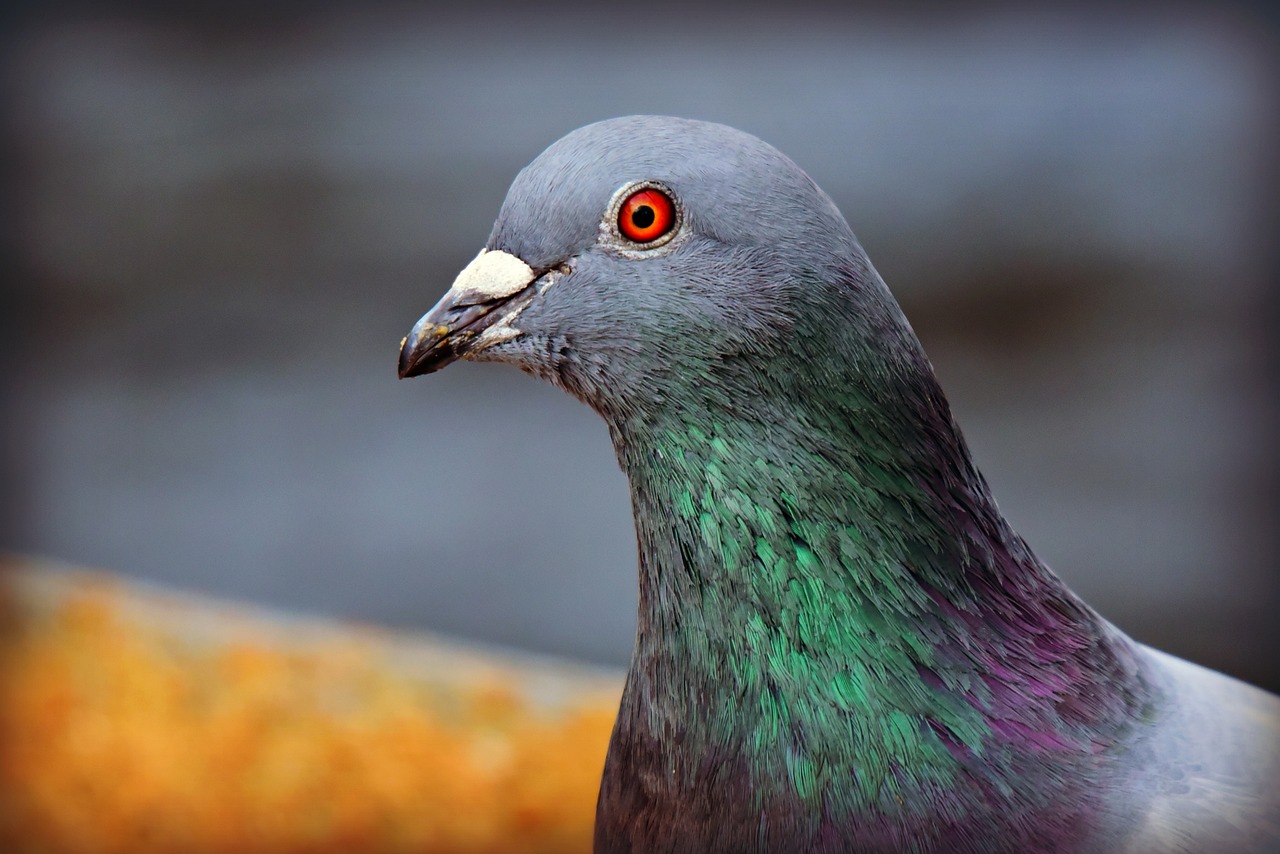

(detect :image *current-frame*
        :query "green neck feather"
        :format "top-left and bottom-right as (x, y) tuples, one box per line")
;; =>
(606, 368), (1147, 817)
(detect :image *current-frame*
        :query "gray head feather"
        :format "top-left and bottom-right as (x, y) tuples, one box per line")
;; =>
(472, 115), (917, 422)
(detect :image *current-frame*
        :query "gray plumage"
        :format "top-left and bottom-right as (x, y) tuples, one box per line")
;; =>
(399, 116), (1280, 852)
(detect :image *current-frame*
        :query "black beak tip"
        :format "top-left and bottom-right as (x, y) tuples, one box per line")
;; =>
(397, 336), (416, 379)
(398, 335), (431, 379)
(398, 332), (461, 379)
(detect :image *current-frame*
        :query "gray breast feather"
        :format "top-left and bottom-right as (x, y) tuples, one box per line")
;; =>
(1118, 648), (1280, 852)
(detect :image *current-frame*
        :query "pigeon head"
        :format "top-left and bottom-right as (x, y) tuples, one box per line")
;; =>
(398, 115), (915, 422)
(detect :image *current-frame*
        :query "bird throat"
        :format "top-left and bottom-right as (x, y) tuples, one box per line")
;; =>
(601, 378), (1152, 828)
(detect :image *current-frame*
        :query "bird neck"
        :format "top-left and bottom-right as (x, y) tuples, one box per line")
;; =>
(606, 373), (1153, 815)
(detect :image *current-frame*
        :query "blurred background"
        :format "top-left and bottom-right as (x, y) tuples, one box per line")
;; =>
(3, 1), (1277, 689)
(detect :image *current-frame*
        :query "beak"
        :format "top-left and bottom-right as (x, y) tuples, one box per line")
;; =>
(398, 249), (539, 378)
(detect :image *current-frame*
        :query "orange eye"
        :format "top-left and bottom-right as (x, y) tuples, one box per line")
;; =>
(618, 187), (676, 244)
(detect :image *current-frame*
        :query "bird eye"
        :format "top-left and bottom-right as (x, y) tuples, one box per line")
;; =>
(617, 186), (676, 245)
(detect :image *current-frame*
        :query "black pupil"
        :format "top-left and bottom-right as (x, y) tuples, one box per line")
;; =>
(631, 205), (656, 230)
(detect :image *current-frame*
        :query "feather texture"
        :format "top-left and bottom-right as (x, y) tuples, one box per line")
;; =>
(400, 116), (1280, 852)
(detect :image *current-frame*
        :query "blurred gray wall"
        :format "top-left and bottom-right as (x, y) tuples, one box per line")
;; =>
(4, 4), (1278, 688)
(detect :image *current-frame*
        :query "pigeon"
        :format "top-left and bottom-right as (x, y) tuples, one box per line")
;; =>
(397, 116), (1279, 853)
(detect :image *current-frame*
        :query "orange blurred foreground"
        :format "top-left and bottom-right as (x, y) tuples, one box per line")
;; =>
(0, 557), (621, 854)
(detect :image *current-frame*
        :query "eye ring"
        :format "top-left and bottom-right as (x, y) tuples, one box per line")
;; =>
(609, 181), (680, 249)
